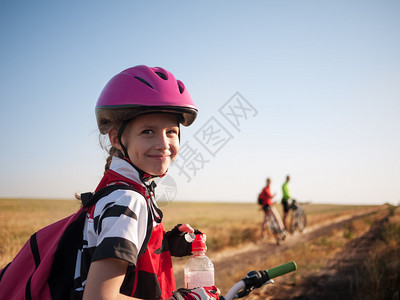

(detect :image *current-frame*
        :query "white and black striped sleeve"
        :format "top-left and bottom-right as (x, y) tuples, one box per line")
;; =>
(91, 189), (149, 265)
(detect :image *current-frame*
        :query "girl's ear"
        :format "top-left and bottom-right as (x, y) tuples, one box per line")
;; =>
(108, 129), (122, 152)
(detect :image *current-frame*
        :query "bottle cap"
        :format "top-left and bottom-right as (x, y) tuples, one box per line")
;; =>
(192, 234), (207, 252)
(184, 232), (195, 243)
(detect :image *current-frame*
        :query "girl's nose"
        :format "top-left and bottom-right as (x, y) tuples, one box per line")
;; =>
(155, 134), (169, 150)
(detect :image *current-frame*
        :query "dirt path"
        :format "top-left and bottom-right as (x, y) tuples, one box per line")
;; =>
(269, 209), (389, 300)
(173, 206), (387, 299)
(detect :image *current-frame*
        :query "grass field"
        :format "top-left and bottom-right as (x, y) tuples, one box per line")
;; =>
(0, 197), (379, 268)
(1, 198), (397, 298)
(162, 201), (379, 252)
(0, 198), (81, 267)
(353, 206), (400, 300)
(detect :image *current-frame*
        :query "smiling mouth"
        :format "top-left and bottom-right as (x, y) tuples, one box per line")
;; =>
(148, 154), (170, 160)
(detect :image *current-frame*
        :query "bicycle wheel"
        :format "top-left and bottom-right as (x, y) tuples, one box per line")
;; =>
(289, 212), (297, 233)
(297, 211), (307, 232)
(267, 216), (281, 244)
(267, 217), (278, 235)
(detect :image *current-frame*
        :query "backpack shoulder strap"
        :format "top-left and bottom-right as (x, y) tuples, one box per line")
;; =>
(81, 183), (146, 208)
(49, 183), (147, 298)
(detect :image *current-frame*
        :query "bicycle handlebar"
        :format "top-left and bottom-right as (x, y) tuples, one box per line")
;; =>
(222, 261), (297, 300)
(266, 261), (297, 279)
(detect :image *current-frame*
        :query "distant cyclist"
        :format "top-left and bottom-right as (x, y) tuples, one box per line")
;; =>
(281, 175), (291, 230)
(259, 177), (286, 241)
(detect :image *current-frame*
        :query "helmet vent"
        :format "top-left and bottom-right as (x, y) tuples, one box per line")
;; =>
(155, 71), (168, 80)
(177, 80), (185, 94)
(134, 76), (154, 89)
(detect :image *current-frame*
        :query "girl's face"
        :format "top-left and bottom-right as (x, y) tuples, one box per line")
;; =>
(121, 113), (180, 176)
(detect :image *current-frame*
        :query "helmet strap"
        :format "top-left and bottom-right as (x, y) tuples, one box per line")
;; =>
(117, 118), (133, 159)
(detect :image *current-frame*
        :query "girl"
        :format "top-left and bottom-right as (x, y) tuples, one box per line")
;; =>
(78, 65), (219, 299)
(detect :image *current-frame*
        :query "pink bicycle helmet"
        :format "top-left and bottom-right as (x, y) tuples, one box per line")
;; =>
(96, 65), (197, 134)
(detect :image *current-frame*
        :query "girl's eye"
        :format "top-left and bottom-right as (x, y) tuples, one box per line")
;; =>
(167, 129), (179, 135)
(142, 129), (154, 135)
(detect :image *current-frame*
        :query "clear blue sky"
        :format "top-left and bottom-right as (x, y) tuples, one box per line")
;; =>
(1, 1), (399, 205)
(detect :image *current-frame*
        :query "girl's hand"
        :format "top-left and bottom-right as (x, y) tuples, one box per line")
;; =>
(171, 286), (220, 300)
(165, 224), (203, 257)
(178, 223), (194, 233)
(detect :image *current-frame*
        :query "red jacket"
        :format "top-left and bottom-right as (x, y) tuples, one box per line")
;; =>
(90, 163), (176, 299)
(259, 186), (273, 206)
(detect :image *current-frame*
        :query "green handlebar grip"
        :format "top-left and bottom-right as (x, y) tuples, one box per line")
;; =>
(266, 261), (297, 279)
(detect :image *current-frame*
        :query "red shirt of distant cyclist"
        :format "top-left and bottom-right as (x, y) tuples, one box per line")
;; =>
(259, 186), (273, 206)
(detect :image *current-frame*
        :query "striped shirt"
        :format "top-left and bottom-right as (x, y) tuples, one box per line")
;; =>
(73, 157), (157, 295)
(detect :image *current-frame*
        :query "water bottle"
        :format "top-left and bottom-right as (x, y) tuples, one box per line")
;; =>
(184, 234), (215, 289)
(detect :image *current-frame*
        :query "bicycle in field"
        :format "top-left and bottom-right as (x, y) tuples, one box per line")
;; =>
(289, 199), (307, 233)
(262, 205), (287, 244)
(221, 261), (297, 299)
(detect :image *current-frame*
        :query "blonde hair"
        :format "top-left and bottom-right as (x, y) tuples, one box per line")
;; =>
(74, 111), (134, 201)
(104, 145), (124, 173)
(98, 110), (131, 174)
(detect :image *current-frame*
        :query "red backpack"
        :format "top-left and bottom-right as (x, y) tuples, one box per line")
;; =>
(0, 184), (145, 300)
